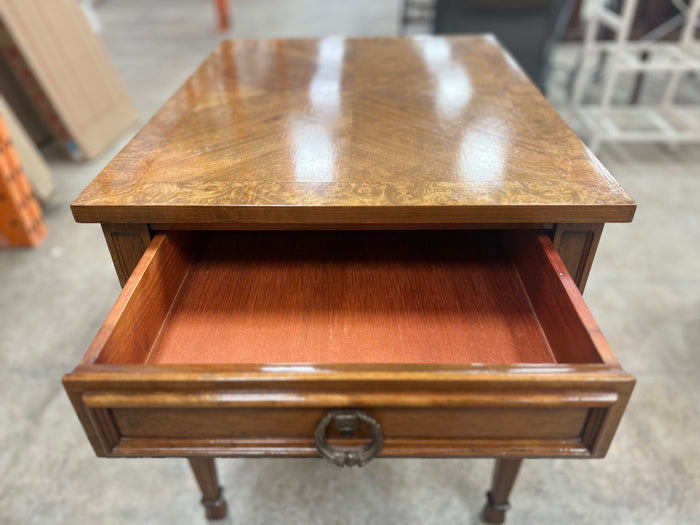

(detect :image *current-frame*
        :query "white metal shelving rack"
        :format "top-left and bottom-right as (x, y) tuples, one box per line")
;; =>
(571, 0), (700, 151)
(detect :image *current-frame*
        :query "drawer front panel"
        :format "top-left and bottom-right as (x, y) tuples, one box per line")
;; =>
(111, 407), (589, 441)
(78, 391), (614, 459)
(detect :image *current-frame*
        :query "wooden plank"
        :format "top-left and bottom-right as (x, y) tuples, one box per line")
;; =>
(0, 0), (139, 159)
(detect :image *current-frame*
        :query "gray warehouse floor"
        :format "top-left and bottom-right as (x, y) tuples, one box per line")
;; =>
(1, 1), (699, 523)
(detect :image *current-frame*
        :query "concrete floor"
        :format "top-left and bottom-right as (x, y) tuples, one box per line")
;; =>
(1, 1), (699, 523)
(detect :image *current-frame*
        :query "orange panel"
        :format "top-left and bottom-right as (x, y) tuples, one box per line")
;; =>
(0, 114), (48, 247)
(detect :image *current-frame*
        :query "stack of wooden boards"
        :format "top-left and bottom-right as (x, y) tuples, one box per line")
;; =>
(0, 0), (141, 247)
(0, 0), (139, 160)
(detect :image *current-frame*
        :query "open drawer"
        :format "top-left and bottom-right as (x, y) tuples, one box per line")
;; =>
(64, 230), (634, 463)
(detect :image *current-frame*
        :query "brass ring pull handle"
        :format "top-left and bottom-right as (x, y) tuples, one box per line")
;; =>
(314, 409), (384, 467)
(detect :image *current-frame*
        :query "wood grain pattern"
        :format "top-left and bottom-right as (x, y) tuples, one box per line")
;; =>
(511, 232), (605, 364)
(64, 360), (634, 458)
(71, 36), (635, 225)
(111, 406), (590, 441)
(552, 223), (604, 292)
(63, 228), (635, 462)
(66, 365), (631, 457)
(82, 390), (619, 409)
(145, 231), (556, 366)
(86, 230), (614, 367)
(89, 231), (196, 365)
(101, 223), (152, 286)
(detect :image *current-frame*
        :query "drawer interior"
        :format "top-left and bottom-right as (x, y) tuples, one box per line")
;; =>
(88, 230), (607, 366)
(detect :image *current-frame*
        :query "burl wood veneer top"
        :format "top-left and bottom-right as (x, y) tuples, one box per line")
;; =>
(72, 36), (635, 225)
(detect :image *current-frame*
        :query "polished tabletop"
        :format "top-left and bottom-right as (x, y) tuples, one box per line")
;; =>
(72, 36), (635, 225)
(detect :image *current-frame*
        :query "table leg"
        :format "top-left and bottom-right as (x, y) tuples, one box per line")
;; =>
(481, 458), (522, 524)
(188, 458), (228, 520)
(214, 0), (230, 32)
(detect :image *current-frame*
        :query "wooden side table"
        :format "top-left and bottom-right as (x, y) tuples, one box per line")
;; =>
(64, 36), (636, 523)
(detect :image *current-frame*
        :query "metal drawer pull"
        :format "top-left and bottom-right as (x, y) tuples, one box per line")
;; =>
(314, 409), (384, 467)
